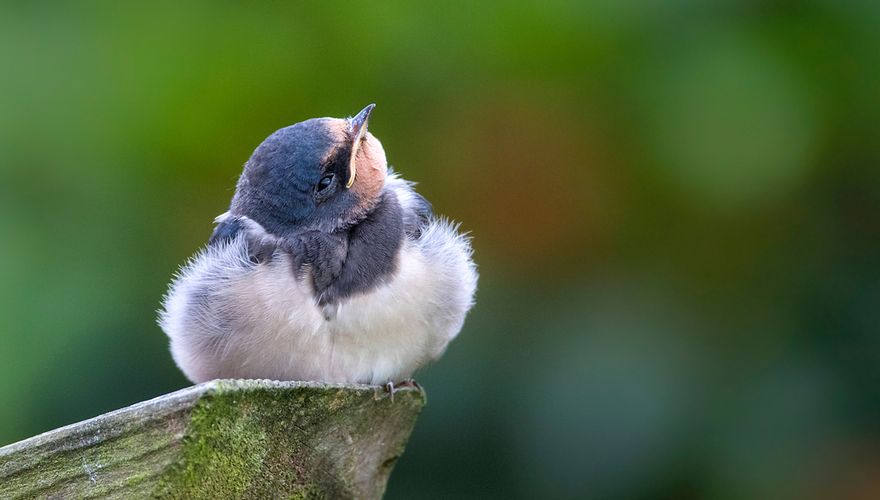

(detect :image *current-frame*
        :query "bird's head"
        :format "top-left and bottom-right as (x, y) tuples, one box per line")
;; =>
(230, 104), (387, 235)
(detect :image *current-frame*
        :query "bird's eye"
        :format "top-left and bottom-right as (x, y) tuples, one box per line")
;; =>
(316, 174), (334, 192)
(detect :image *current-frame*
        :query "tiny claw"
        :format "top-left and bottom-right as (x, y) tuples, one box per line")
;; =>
(384, 381), (396, 402)
(398, 379), (422, 391)
(384, 379), (422, 401)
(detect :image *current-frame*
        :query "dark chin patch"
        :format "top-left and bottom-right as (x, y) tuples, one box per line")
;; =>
(307, 190), (404, 306)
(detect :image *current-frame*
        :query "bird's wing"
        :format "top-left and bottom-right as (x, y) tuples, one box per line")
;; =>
(384, 172), (434, 239)
(209, 212), (279, 263)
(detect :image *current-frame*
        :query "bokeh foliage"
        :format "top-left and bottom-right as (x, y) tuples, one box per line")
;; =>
(1, 1), (878, 498)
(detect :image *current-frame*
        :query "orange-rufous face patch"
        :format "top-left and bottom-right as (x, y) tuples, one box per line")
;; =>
(349, 131), (387, 203)
(319, 117), (387, 212)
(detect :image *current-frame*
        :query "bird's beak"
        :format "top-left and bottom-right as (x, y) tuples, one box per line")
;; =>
(346, 103), (375, 189)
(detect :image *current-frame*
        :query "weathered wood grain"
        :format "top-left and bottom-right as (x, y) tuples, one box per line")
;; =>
(0, 380), (424, 499)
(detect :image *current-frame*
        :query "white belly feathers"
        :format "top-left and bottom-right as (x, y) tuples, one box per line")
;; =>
(159, 180), (477, 385)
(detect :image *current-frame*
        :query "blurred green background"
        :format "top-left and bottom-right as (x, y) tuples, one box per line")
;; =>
(1, 1), (879, 498)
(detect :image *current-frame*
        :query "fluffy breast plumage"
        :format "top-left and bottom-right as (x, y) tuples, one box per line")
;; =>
(159, 175), (477, 385)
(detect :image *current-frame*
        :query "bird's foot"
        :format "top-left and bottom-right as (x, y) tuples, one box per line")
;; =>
(384, 379), (421, 402)
(397, 378), (422, 391)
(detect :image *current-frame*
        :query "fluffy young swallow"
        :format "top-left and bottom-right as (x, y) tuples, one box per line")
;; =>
(159, 105), (477, 387)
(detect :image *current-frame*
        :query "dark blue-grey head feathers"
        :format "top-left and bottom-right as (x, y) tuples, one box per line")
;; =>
(230, 105), (385, 236)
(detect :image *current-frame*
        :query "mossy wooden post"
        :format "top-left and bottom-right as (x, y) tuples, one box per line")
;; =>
(0, 380), (425, 499)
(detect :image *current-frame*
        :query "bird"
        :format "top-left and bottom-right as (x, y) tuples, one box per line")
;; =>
(159, 104), (478, 389)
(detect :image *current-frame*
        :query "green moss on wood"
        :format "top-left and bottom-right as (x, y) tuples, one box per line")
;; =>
(0, 380), (424, 499)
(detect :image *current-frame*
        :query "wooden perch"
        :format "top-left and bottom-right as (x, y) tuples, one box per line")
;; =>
(0, 380), (425, 499)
